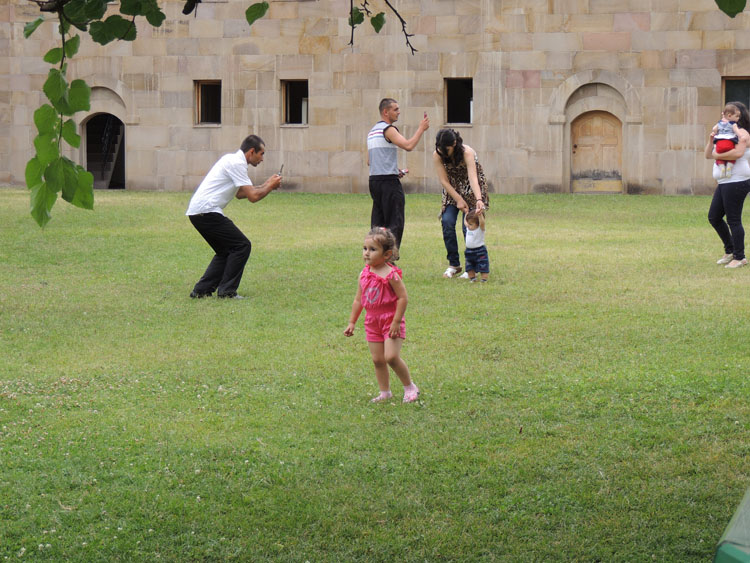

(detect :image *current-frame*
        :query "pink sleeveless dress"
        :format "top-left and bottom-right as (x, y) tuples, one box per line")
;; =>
(360, 264), (406, 342)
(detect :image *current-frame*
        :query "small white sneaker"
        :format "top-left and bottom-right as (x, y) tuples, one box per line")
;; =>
(459, 272), (470, 279)
(717, 254), (734, 265)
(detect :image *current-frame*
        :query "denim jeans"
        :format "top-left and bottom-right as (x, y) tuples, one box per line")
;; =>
(708, 179), (750, 260)
(441, 205), (466, 268)
(465, 245), (490, 274)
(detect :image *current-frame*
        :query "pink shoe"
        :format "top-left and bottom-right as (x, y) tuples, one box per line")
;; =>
(403, 386), (420, 403)
(371, 391), (393, 403)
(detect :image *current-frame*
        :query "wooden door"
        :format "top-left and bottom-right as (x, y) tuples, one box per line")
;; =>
(571, 111), (623, 193)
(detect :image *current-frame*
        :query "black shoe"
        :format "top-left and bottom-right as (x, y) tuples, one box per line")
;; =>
(217, 292), (245, 299)
(190, 290), (212, 299)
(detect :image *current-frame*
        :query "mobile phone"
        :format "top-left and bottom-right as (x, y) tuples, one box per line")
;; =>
(278, 164), (284, 175)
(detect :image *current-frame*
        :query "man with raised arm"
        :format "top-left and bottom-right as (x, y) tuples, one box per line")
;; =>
(367, 98), (430, 249)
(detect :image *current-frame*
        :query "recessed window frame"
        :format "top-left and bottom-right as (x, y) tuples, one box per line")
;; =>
(445, 78), (473, 125)
(724, 77), (750, 106)
(281, 80), (309, 126)
(195, 80), (222, 125)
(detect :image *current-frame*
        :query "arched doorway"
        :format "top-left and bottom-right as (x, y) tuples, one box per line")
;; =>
(570, 111), (622, 193)
(85, 114), (125, 189)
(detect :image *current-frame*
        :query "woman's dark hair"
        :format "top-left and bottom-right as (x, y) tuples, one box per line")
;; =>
(435, 128), (464, 166)
(728, 101), (750, 132)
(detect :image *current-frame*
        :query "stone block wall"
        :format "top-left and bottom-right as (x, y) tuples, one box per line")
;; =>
(2, 0), (750, 195)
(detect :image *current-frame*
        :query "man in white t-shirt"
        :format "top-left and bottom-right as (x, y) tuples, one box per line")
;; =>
(186, 135), (282, 299)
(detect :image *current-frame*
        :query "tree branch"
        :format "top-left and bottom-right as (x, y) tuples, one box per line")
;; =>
(382, 0), (416, 54)
(29, 0), (73, 13)
(348, 0), (355, 47)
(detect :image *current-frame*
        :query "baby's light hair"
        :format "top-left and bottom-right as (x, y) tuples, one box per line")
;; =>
(366, 227), (399, 261)
(466, 210), (481, 225)
(723, 103), (741, 116)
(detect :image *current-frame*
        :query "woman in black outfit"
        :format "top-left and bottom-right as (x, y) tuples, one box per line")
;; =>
(706, 101), (750, 269)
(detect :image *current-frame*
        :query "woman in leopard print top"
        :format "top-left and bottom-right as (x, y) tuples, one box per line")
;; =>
(433, 129), (489, 278)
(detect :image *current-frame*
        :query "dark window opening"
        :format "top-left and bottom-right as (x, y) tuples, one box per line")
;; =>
(196, 81), (221, 124)
(446, 78), (473, 124)
(283, 80), (308, 125)
(725, 79), (750, 107)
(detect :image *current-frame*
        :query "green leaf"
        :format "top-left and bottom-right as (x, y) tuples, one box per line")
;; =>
(349, 7), (365, 27)
(44, 157), (66, 190)
(33, 134), (60, 166)
(53, 96), (75, 117)
(715, 0), (746, 17)
(89, 21), (114, 45)
(145, 7), (166, 27)
(44, 69), (77, 115)
(29, 182), (57, 227)
(43, 68), (67, 105)
(34, 104), (58, 135)
(370, 12), (386, 33)
(43, 47), (64, 64)
(62, 0), (88, 29)
(120, 0), (143, 16)
(25, 157), (45, 190)
(61, 119), (81, 148)
(90, 16), (136, 44)
(24, 16), (44, 38)
(83, 0), (108, 21)
(60, 157), (80, 203)
(73, 166), (95, 209)
(64, 35), (81, 58)
(69, 79), (91, 112)
(123, 24), (137, 42)
(65, 0), (106, 25)
(245, 2), (269, 27)
(58, 18), (71, 36)
(106, 15), (137, 41)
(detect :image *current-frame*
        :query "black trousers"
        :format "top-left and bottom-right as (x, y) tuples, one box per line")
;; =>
(708, 179), (750, 260)
(369, 175), (405, 247)
(189, 213), (251, 296)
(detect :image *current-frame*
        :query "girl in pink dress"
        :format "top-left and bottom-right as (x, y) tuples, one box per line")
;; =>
(344, 227), (420, 403)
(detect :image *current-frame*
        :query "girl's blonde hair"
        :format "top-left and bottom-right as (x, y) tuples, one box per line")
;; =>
(366, 227), (399, 261)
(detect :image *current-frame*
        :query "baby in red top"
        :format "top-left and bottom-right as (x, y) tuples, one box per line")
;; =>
(713, 103), (742, 178)
(344, 227), (419, 403)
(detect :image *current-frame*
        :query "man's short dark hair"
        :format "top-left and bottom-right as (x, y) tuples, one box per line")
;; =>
(379, 98), (397, 114)
(240, 135), (265, 154)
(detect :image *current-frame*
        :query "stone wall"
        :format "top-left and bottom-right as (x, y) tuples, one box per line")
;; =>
(2, 0), (749, 195)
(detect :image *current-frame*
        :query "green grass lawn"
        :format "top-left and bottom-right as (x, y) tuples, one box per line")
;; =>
(1, 188), (748, 561)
